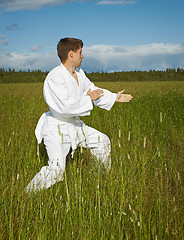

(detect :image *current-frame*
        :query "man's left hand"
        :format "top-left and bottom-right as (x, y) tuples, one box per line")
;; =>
(116, 89), (133, 102)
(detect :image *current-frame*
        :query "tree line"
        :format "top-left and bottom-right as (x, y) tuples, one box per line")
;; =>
(0, 67), (184, 84)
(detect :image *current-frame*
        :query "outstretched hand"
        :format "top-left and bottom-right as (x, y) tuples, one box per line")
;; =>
(87, 88), (104, 101)
(116, 89), (133, 102)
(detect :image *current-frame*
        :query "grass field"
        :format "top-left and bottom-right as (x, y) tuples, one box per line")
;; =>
(0, 81), (183, 239)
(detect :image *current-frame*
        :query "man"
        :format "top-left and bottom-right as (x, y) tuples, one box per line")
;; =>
(26, 37), (133, 192)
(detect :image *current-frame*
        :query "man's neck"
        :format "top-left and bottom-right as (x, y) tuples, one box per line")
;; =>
(62, 61), (75, 75)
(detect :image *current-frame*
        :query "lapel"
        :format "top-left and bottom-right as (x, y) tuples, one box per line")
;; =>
(60, 64), (81, 98)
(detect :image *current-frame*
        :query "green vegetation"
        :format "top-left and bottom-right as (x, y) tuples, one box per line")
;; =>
(0, 68), (47, 84)
(87, 68), (184, 82)
(0, 81), (183, 239)
(0, 67), (184, 83)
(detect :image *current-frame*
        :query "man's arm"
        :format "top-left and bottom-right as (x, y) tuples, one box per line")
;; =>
(87, 88), (133, 103)
(82, 69), (132, 109)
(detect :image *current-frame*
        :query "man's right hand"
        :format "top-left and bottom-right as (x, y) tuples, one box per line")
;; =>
(87, 88), (104, 101)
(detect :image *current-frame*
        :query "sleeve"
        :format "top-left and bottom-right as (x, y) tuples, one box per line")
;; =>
(82, 70), (117, 111)
(43, 76), (93, 117)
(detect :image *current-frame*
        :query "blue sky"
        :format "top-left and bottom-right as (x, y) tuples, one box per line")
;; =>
(0, 0), (184, 72)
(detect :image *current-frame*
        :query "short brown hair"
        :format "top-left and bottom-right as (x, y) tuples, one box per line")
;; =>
(57, 37), (83, 63)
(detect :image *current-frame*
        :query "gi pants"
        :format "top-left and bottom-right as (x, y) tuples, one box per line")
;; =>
(25, 124), (111, 193)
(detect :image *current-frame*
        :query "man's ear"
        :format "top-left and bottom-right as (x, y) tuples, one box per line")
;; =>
(68, 50), (74, 59)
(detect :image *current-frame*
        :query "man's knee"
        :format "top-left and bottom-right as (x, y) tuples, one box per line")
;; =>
(49, 158), (65, 173)
(101, 133), (111, 147)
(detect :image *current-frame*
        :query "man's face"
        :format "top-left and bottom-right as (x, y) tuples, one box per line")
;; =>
(72, 47), (84, 67)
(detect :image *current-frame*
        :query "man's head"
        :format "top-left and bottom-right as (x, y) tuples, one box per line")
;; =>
(57, 37), (83, 64)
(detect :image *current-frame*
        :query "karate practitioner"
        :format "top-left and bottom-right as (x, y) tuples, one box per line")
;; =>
(26, 38), (133, 192)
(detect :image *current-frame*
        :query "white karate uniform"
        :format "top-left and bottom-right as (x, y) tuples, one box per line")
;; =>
(26, 64), (117, 192)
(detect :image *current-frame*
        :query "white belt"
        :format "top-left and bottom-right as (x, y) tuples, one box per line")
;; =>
(51, 112), (89, 157)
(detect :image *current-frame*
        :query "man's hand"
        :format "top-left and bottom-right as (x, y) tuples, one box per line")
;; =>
(87, 88), (104, 101)
(116, 89), (133, 102)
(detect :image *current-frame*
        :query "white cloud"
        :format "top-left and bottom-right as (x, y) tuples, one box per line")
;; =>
(82, 43), (184, 72)
(31, 45), (44, 51)
(0, 34), (8, 49)
(0, 39), (8, 46)
(0, 43), (183, 72)
(0, 51), (60, 71)
(6, 23), (19, 30)
(97, 1), (136, 5)
(0, 34), (6, 39)
(0, 0), (73, 11)
(0, 0), (135, 11)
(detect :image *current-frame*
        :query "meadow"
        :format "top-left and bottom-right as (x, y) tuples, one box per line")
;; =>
(0, 81), (183, 239)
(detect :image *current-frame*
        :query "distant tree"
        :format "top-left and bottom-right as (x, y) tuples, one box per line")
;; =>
(177, 67), (181, 74)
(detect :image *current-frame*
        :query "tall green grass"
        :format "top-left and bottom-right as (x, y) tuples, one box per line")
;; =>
(0, 82), (183, 239)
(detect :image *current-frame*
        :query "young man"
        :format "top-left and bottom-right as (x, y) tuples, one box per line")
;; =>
(26, 37), (133, 192)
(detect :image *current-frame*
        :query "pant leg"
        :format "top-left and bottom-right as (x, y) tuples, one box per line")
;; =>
(25, 131), (71, 193)
(81, 126), (111, 169)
